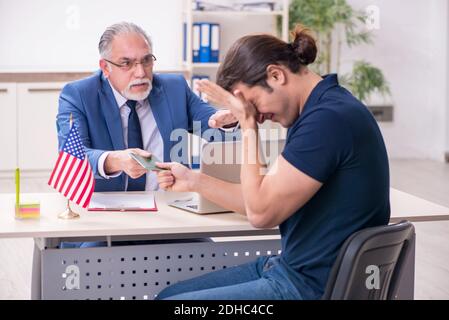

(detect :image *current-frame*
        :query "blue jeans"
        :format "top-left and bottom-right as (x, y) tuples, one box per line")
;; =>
(155, 256), (303, 300)
(59, 241), (106, 248)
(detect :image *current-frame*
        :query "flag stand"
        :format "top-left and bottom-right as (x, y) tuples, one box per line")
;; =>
(58, 199), (80, 219)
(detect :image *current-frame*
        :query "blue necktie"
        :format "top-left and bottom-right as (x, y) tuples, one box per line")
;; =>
(126, 100), (146, 191)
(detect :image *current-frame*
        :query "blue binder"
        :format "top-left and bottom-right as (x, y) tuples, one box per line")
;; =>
(189, 75), (208, 169)
(191, 74), (209, 99)
(210, 23), (220, 63)
(183, 23), (187, 62)
(199, 23), (211, 63)
(192, 23), (201, 63)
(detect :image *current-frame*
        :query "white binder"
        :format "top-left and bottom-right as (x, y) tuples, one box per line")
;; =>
(192, 23), (201, 62)
(210, 23), (220, 62)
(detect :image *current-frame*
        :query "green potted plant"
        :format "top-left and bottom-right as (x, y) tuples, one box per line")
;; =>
(286, 0), (390, 104)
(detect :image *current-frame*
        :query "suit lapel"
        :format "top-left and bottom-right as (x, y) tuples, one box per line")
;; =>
(98, 74), (125, 151)
(148, 77), (174, 161)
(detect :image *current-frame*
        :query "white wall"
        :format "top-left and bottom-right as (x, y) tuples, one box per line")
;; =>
(0, 0), (184, 72)
(0, 0), (283, 73)
(342, 0), (449, 160)
(1, 0), (448, 160)
(446, 2), (449, 159)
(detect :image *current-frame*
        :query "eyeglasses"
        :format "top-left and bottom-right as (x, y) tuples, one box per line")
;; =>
(104, 53), (157, 71)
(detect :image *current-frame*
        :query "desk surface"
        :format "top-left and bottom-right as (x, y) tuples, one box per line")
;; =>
(0, 191), (273, 239)
(0, 188), (448, 239)
(389, 188), (449, 222)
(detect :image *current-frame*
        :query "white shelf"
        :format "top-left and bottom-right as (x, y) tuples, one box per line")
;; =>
(182, 62), (221, 73)
(192, 10), (284, 16)
(192, 62), (221, 68)
(183, 0), (289, 77)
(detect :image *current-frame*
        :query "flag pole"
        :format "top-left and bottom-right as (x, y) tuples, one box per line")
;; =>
(58, 199), (80, 219)
(58, 113), (80, 219)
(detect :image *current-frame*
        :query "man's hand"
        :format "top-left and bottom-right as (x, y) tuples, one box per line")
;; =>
(104, 148), (151, 179)
(155, 162), (198, 192)
(208, 109), (238, 129)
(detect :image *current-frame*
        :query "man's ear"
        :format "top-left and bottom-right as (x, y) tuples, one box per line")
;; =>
(266, 65), (287, 87)
(99, 59), (110, 78)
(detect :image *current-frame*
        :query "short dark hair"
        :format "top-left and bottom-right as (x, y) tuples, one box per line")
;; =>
(217, 25), (317, 92)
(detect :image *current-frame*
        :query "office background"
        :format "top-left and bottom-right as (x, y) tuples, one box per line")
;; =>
(0, 0), (448, 299)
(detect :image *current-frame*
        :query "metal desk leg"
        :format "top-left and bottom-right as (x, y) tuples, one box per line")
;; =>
(394, 232), (416, 300)
(31, 240), (42, 300)
(31, 238), (61, 300)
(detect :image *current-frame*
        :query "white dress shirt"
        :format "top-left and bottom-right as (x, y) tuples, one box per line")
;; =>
(98, 81), (164, 191)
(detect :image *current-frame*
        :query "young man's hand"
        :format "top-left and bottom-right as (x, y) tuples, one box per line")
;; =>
(208, 109), (238, 129)
(197, 79), (257, 125)
(155, 162), (198, 192)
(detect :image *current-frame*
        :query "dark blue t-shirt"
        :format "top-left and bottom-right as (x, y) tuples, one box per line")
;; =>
(280, 74), (390, 299)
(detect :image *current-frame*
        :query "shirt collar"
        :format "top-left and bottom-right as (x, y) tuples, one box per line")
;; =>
(107, 80), (146, 109)
(301, 74), (339, 114)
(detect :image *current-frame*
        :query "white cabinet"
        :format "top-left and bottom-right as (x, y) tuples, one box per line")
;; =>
(17, 82), (65, 170)
(0, 83), (17, 170)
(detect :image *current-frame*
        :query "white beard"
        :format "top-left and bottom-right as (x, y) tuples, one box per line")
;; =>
(121, 79), (152, 101)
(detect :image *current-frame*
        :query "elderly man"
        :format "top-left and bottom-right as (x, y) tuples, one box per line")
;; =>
(57, 22), (236, 192)
(56, 22), (236, 248)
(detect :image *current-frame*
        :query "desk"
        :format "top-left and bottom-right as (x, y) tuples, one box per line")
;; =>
(0, 188), (448, 300)
(0, 191), (279, 239)
(389, 189), (449, 222)
(0, 191), (281, 300)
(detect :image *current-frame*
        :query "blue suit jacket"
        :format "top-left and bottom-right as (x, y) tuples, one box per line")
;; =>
(57, 70), (220, 192)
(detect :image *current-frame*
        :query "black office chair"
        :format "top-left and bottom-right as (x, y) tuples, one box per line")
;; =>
(322, 220), (415, 300)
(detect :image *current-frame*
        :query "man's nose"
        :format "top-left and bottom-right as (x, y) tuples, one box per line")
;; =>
(133, 62), (146, 77)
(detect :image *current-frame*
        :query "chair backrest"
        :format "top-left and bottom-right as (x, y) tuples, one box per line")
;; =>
(322, 220), (415, 300)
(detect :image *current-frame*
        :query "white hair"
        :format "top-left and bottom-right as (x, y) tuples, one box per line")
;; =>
(98, 22), (152, 59)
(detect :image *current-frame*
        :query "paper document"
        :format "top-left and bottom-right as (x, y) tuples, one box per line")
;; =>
(88, 193), (157, 211)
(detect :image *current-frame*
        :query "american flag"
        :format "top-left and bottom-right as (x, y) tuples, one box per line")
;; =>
(48, 124), (95, 208)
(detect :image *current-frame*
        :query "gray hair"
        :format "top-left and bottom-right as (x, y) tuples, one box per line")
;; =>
(98, 22), (152, 59)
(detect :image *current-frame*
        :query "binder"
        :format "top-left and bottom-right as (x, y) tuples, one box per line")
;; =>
(192, 75), (201, 97)
(191, 74), (209, 99)
(191, 134), (201, 169)
(192, 23), (201, 63)
(191, 120), (204, 169)
(210, 23), (220, 63)
(199, 23), (211, 62)
(183, 22), (187, 62)
(191, 74), (209, 169)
